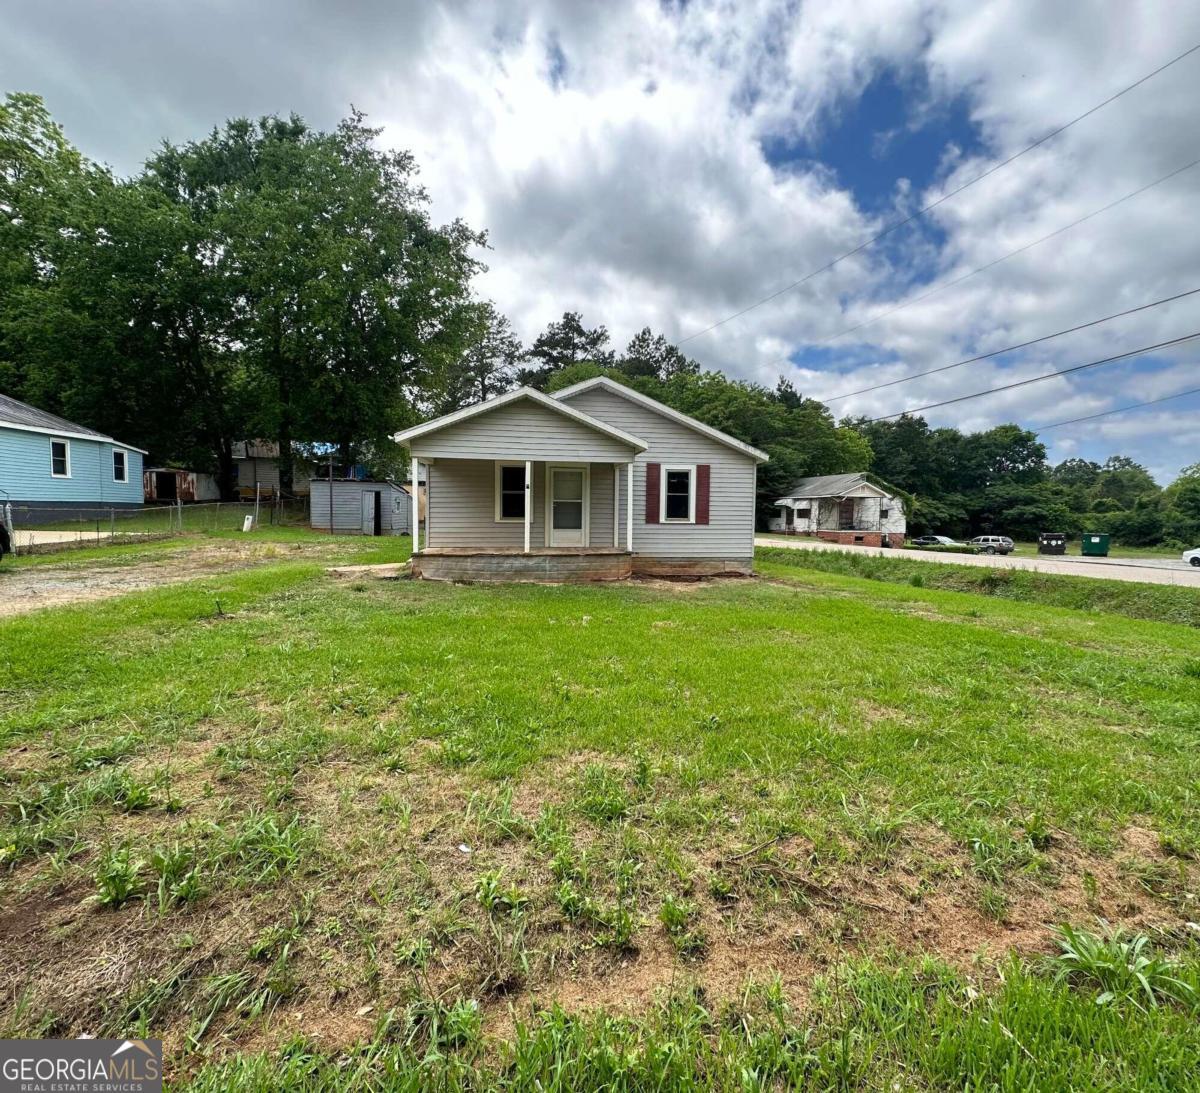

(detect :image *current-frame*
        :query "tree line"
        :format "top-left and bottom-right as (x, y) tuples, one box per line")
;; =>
(2, 95), (1193, 545)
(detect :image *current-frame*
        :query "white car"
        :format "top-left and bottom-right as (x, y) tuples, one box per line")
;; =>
(1183, 546), (1200, 568)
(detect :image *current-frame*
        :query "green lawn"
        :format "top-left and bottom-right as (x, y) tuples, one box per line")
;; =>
(1, 536), (1198, 1088)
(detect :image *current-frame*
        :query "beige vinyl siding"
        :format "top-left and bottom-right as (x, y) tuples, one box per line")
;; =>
(426, 460), (618, 549)
(561, 387), (756, 560)
(411, 400), (638, 462)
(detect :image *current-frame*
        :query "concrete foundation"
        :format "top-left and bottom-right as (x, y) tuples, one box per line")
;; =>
(412, 548), (633, 583)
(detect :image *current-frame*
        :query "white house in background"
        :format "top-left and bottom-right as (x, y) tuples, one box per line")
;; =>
(771, 472), (907, 547)
(395, 377), (768, 582)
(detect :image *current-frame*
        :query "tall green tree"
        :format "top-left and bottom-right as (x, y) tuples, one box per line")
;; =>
(618, 327), (699, 381)
(519, 311), (613, 389)
(428, 300), (521, 413)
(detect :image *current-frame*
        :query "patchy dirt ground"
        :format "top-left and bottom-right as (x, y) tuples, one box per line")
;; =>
(0, 540), (333, 617)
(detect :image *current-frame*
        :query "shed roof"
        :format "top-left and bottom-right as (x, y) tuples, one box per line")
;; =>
(0, 393), (147, 453)
(777, 472), (897, 500)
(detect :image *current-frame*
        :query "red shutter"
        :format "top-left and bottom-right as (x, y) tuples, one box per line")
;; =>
(696, 464), (711, 524)
(645, 462), (660, 523)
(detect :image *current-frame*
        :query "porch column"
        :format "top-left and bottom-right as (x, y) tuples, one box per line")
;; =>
(613, 462), (619, 547)
(523, 460), (532, 553)
(410, 456), (420, 553)
(626, 462), (634, 552)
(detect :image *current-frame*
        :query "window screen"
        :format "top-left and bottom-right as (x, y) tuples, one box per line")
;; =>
(113, 450), (127, 482)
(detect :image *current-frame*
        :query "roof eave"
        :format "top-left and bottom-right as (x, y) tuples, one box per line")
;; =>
(0, 419), (148, 454)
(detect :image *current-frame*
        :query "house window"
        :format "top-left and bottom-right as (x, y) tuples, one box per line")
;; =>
(660, 465), (695, 522)
(50, 439), (71, 478)
(494, 462), (526, 521)
(113, 449), (128, 483)
(880, 507), (890, 519)
(796, 507), (811, 519)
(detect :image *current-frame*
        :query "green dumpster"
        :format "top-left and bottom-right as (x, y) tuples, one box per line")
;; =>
(1081, 532), (1110, 557)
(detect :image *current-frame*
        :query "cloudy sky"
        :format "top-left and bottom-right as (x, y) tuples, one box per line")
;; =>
(5, 0), (1199, 480)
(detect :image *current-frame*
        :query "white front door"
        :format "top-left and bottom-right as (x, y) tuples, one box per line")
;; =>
(548, 466), (588, 547)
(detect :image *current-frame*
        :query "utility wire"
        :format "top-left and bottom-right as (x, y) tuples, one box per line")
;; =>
(678, 42), (1200, 345)
(821, 285), (1200, 402)
(809, 158), (1200, 354)
(1035, 383), (1200, 431)
(863, 330), (1200, 421)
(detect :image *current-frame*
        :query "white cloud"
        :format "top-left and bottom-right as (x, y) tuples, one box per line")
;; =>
(3, 0), (1199, 477)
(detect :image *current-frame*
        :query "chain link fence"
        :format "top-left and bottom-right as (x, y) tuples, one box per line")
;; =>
(1, 497), (311, 555)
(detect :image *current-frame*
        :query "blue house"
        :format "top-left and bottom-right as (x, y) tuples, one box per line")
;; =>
(0, 394), (146, 521)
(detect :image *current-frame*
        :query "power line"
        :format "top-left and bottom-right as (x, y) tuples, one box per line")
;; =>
(821, 285), (1200, 402)
(863, 330), (1200, 421)
(1035, 383), (1200, 431)
(809, 158), (1200, 354)
(678, 42), (1200, 345)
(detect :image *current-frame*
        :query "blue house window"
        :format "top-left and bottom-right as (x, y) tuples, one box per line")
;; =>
(113, 450), (128, 482)
(50, 439), (71, 478)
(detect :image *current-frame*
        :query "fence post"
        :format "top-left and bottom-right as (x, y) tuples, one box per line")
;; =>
(110, 509), (115, 543)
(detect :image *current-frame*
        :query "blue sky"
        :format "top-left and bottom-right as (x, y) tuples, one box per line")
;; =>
(3, 0), (1198, 481)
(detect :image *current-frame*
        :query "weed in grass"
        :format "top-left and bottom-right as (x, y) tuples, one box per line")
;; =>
(979, 885), (1009, 923)
(394, 936), (433, 971)
(400, 996), (482, 1052)
(466, 785), (528, 842)
(556, 879), (586, 921)
(71, 735), (138, 770)
(88, 768), (155, 812)
(474, 869), (528, 917)
(218, 812), (310, 883)
(576, 764), (630, 824)
(90, 844), (143, 907)
(1051, 922), (1198, 1010)
(438, 734), (476, 768)
(1022, 811), (1053, 850)
(149, 843), (205, 912)
(659, 894), (706, 956)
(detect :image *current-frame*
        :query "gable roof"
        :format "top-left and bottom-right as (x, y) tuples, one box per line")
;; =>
(551, 376), (769, 463)
(0, 394), (147, 453)
(776, 472), (899, 502)
(394, 385), (648, 452)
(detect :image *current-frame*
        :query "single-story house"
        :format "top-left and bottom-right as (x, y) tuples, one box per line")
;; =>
(143, 467), (221, 503)
(771, 472), (907, 546)
(0, 394), (145, 522)
(309, 478), (415, 536)
(395, 377), (768, 581)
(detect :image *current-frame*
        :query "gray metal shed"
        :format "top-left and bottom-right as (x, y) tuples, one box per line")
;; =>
(310, 479), (411, 536)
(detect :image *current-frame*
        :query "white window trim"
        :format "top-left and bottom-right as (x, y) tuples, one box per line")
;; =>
(494, 461), (526, 523)
(112, 448), (128, 483)
(50, 438), (72, 479)
(660, 463), (696, 523)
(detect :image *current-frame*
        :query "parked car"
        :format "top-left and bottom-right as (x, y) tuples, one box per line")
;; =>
(969, 535), (1014, 555)
(911, 535), (960, 547)
(1183, 546), (1200, 567)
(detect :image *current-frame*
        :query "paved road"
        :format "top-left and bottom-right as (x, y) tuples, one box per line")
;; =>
(755, 536), (1200, 588)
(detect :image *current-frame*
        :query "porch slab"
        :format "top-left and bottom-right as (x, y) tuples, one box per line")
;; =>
(412, 548), (632, 583)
